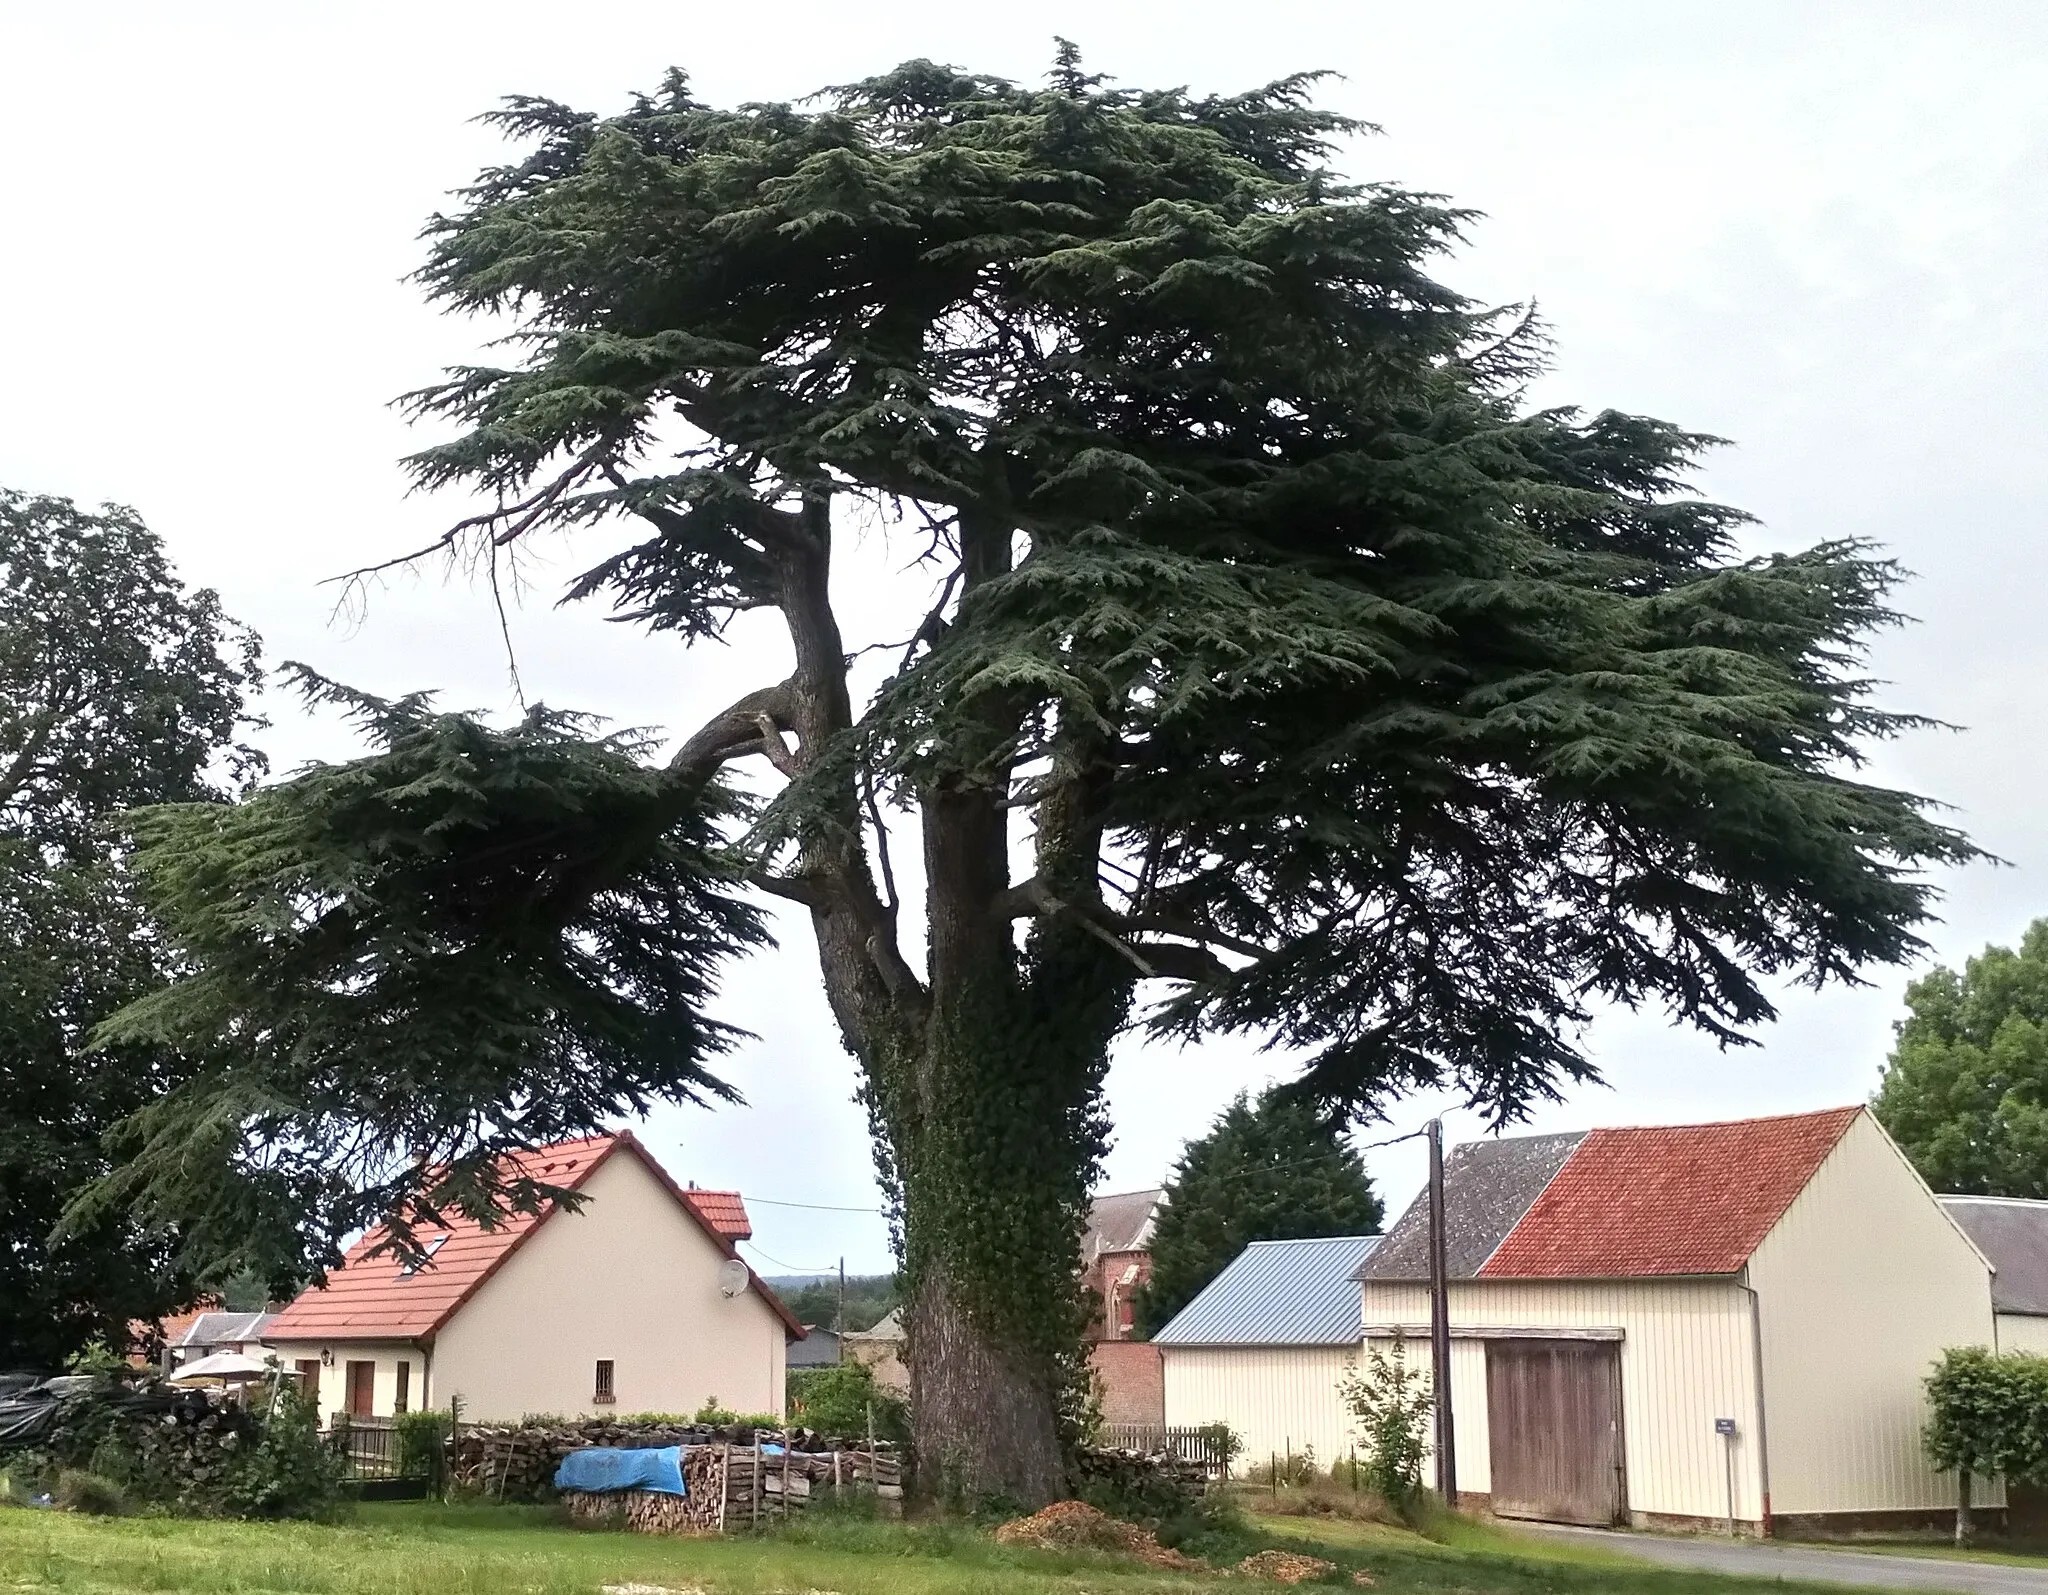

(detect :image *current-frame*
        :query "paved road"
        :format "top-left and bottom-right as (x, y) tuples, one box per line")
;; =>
(1528, 1525), (2048, 1595)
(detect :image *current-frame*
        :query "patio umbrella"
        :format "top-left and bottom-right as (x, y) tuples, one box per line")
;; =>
(168, 1351), (277, 1384)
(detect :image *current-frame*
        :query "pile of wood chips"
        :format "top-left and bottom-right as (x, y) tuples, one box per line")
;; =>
(1235, 1549), (1344, 1583)
(993, 1499), (1204, 1570)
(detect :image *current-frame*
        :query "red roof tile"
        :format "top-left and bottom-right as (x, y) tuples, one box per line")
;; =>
(263, 1133), (798, 1342)
(683, 1189), (752, 1242)
(1477, 1107), (1862, 1279)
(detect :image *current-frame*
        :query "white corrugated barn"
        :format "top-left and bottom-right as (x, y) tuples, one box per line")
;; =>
(1156, 1235), (1380, 1474)
(1358, 1107), (1996, 1537)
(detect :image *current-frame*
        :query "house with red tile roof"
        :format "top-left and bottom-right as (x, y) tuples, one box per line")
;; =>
(264, 1131), (801, 1423)
(1343, 1106), (1997, 1538)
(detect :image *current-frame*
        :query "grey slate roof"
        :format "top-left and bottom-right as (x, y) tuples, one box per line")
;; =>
(1356, 1132), (1587, 1283)
(1154, 1235), (1382, 1347)
(1941, 1196), (2048, 1315)
(1084, 1189), (1164, 1259)
(177, 1311), (277, 1348)
(788, 1327), (842, 1367)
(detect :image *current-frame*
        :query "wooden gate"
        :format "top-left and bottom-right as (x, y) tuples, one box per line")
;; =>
(1484, 1338), (1626, 1526)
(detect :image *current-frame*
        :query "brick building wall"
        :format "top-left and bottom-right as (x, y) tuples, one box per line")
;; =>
(1090, 1339), (1164, 1427)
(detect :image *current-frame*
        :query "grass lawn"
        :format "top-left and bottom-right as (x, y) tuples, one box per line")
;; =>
(0, 1497), (1900, 1595)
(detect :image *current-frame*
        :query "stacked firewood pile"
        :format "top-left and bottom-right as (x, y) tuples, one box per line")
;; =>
(447, 1416), (902, 1515)
(1073, 1443), (1215, 1499)
(558, 1440), (902, 1534)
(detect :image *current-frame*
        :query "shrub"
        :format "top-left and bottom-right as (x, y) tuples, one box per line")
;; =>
(222, 1381), (347, 1520)
(786, 1363), (908, 1446)
(689, 1397), (785, 1429)
(396, 1408), (454, 1488)
(1338, 1339), (1433, 1512)
(53, 1468), (127, 1516)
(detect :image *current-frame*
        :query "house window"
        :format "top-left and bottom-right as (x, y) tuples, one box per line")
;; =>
(594, 1359), (615, 1405)
(294, 1359), (322, 1412)
(393, 1361), (410, 1414)
(396, 1234), (450, 1280)
(345, 1360), (376, 1418)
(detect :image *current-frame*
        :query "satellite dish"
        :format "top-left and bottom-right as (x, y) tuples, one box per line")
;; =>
(718, 1258), (749, 1298)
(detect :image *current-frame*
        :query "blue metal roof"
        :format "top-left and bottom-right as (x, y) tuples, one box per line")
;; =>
(1153, 1235), (1381, 1347)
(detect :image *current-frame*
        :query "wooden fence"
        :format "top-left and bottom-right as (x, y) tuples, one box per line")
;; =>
(1099, 1423), (1234, 1478)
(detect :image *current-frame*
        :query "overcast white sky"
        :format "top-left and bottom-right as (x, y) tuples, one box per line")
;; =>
(3, 2), (2044, 1275)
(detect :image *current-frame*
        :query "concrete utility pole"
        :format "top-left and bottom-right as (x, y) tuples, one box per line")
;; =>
(836, 1257), (845, 1336)
(1427, 1117), (1458, 1505)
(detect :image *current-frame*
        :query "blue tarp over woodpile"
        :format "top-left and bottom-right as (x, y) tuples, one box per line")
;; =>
(554, 1445), (688, 1497)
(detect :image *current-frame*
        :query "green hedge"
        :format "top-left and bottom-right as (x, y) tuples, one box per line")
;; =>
(1926, 1346), (2048, 1484)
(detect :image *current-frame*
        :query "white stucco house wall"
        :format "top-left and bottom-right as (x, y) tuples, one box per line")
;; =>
(264, 1131), (800, 1422)
(1357, 1107), (1997, 1537)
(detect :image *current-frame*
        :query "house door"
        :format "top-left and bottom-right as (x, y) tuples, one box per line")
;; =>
(345, 1360), (377, 1418)
(1485, 1338), (1626, 1526)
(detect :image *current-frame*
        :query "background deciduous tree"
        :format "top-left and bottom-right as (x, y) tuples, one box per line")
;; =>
(94, 56), (1972, 1501)
(0, 488), (261, 1367)
(1873, 921), (2048, 1197)
(1134, 1090), (1381, 1338)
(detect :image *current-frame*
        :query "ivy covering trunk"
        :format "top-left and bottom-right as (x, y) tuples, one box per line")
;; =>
(87, 51), (1973, 1504)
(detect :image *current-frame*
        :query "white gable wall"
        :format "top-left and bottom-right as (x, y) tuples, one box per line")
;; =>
(1998, 1314), (2048, 1355)
(1162, 1345), (1357, 1475)
(1362, 1278), (1762, 1525)
(1746, 1111), (1997, 1517)
(431, 1149), (786, 1420)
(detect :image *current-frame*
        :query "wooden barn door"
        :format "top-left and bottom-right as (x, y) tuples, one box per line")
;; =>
(1485, 1338), (1626, 1526)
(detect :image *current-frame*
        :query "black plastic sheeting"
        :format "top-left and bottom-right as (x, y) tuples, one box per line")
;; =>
(0, 1378), (197, 1448)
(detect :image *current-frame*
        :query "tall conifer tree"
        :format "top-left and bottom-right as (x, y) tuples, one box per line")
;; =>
(94, 55), (1972, 1499)
(1135, 1090), (1381, 1338)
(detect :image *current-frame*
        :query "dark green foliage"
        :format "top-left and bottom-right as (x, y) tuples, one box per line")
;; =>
(1923, 1346), (2048, 1487)
(0, 489), (262, 1366)
(403, 56), (1967, 1116)
(1873, 921), (2048, 1197)
(0, 490), (262, 853)
(773, 1275), (899, 1333)
(1135, 1090), (1381, 1337)
(79, 670), (766, 1281)
(787, 1361), (910, 1445)
(89, 50), (1975, 1496)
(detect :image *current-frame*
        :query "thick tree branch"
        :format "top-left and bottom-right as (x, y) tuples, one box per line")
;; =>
(1124, 941), (1233, 983)
(999, 876), (1234, 983)
(761, 486), (928, 1025)
(998, 874), (1272, 965)
(752, 713), (802, 777)
(747, 869), (826, 908)
(666, 679), (799, 779)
